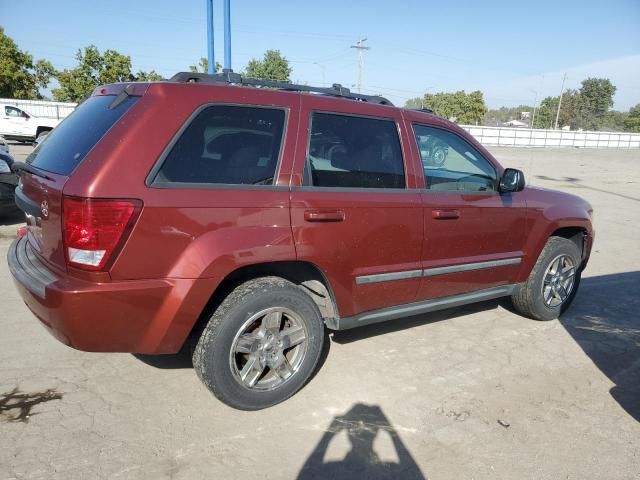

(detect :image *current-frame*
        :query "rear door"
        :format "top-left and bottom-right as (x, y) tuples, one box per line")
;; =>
(409, 122), (527, 300)
(290, 97), (423, 318)
(15, 93), (141, 271)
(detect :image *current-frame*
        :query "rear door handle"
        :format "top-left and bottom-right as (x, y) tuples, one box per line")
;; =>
(304, 210), (345, 222)
(432, 209), (460, 220)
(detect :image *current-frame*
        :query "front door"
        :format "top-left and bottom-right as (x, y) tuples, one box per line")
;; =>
(411, 123), (528, 300)
(290, 98), (423, 318)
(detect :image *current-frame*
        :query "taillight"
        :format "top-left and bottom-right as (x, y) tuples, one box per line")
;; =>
(63, 197), (141, 271)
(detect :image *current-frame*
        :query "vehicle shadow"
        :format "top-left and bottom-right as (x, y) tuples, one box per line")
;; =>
(335, 272), (640, 422)
(558, 271), (640, 422)
(331, 299), (501, 344)
(297, 403), (426, 480)
(535, 175), (640, 203)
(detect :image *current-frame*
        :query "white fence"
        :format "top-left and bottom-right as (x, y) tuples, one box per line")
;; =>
(461, 125), (640, 149)
(0, 98), (77, 120)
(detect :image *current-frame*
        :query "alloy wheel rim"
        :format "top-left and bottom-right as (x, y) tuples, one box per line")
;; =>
(433, 148), (446, 165)
(229, 307), (308, 391)
(542, 254), (576, 308)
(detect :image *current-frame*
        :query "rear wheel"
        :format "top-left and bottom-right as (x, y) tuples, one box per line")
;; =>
(511, 236), (582, 320)
(193, 277), (324, 410)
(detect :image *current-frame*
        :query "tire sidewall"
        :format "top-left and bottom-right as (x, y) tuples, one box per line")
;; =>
(530, 240), (582, 320)
(196, 283), (324, 410)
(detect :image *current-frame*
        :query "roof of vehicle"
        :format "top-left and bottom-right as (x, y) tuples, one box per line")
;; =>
(168, 71), (394, 106)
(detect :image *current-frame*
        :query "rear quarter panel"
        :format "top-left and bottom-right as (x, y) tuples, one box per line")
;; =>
(63, 83), (301, 281)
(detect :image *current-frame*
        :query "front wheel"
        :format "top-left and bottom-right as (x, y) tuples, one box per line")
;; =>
(193, 277), (325, 410)
(511, 236), (582, 321)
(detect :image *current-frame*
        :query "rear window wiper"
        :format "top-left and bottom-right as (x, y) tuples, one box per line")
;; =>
(11, 161), (55, 181)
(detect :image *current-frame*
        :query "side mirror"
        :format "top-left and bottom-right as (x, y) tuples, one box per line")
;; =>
(499, 168), (525, 193)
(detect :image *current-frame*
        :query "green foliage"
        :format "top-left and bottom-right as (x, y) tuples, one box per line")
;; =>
(601, 110), (629, 132)
(624, 104), (640, 133)
(0, 26), (54, 99)
(135, 70), (163, 82)
(244, 50), (292, 82)
(189, 57), (222, 73)
(406, 90), (487, 125)
(533, 96), (557, 129)
(533, 81), (615, 131)
(53, 45), (161, 102)
(579, 78), (617, 130)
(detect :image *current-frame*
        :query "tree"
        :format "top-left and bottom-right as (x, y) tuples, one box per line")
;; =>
(602, 110), (629, 132)
(244, 50), (291, 82)
(53, 45), (161, 102)
(624, 104), (640, 133)
(0, 27), (54, 99)
(533, 89), (583, 129)
(579, 78), (616, 130)
(406, 90), (487, 124)
(189, 57), (222, 73)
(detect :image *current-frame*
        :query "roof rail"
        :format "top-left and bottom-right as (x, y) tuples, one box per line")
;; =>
(413, 108), (435, 114)
(169, 71), (393, 106)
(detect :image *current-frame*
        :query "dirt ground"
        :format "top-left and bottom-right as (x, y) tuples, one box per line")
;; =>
(1, 144), (639, 480)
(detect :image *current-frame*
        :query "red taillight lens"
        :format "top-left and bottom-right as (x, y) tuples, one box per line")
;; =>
(63, 197), (140, 271)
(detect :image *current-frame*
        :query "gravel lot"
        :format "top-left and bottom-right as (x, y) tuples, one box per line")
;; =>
(1, 144), (639, 480)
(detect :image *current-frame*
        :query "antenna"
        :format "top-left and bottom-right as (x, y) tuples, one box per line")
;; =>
(350, 38), (370, 94)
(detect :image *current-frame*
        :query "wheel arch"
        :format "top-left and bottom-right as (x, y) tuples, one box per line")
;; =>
(185, 260), (340, 349)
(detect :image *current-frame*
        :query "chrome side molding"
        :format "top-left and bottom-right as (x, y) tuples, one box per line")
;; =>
(355, 257), (522, 285)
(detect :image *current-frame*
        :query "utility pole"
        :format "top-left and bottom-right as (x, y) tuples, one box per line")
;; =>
(223, 0), (232, 72)
(350, 38), (370, 93)
(554, 73), (567, 130)
(206, 0), (215, 74)
(528, 88), (538, 128)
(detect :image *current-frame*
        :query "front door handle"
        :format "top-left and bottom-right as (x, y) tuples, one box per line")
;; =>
(432, 209), (460, 220)
(304, 210), (345, 222)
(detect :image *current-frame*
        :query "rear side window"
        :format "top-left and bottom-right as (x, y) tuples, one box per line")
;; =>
(307, 113), (405, 189)
(27, 95), (139, 175)
(155, 106), (285, 186)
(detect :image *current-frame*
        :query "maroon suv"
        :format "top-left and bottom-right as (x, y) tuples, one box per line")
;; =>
(7, 73), (594, 410)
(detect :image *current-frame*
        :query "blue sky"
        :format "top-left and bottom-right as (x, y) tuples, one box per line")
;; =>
(2, 0), (639, 109)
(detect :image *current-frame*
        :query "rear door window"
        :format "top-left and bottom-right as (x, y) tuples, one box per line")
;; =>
(154, 105), (285, 186)
(307, 113), (405, 189)
(26, 95), (139, 175)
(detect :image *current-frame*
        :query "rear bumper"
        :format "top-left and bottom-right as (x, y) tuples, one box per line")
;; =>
(7, 237), (217, 353)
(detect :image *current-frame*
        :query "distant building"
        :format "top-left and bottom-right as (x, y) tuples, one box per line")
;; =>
(520, 111), (531, 119)
(504, 119), (528, 128)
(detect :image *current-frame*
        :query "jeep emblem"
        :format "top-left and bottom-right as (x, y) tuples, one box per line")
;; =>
(40, 200), (49, 218)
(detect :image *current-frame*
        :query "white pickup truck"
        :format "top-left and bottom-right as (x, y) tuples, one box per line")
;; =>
(0, 103), (61, 142)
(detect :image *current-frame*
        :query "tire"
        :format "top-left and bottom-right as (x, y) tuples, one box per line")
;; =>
(431, 144), (448, 167)
(193, 276), (325, 410)
(511, 236), (582, 321)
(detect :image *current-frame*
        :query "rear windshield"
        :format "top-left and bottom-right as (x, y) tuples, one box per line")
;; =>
(26, 95), (139, 175)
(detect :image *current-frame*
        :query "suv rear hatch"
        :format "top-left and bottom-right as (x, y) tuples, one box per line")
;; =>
(14, 88), (142, 272)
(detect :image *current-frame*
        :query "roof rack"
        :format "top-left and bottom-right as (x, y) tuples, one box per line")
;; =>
(169, 71), (393, 106)
(413, 108), (435, 114)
